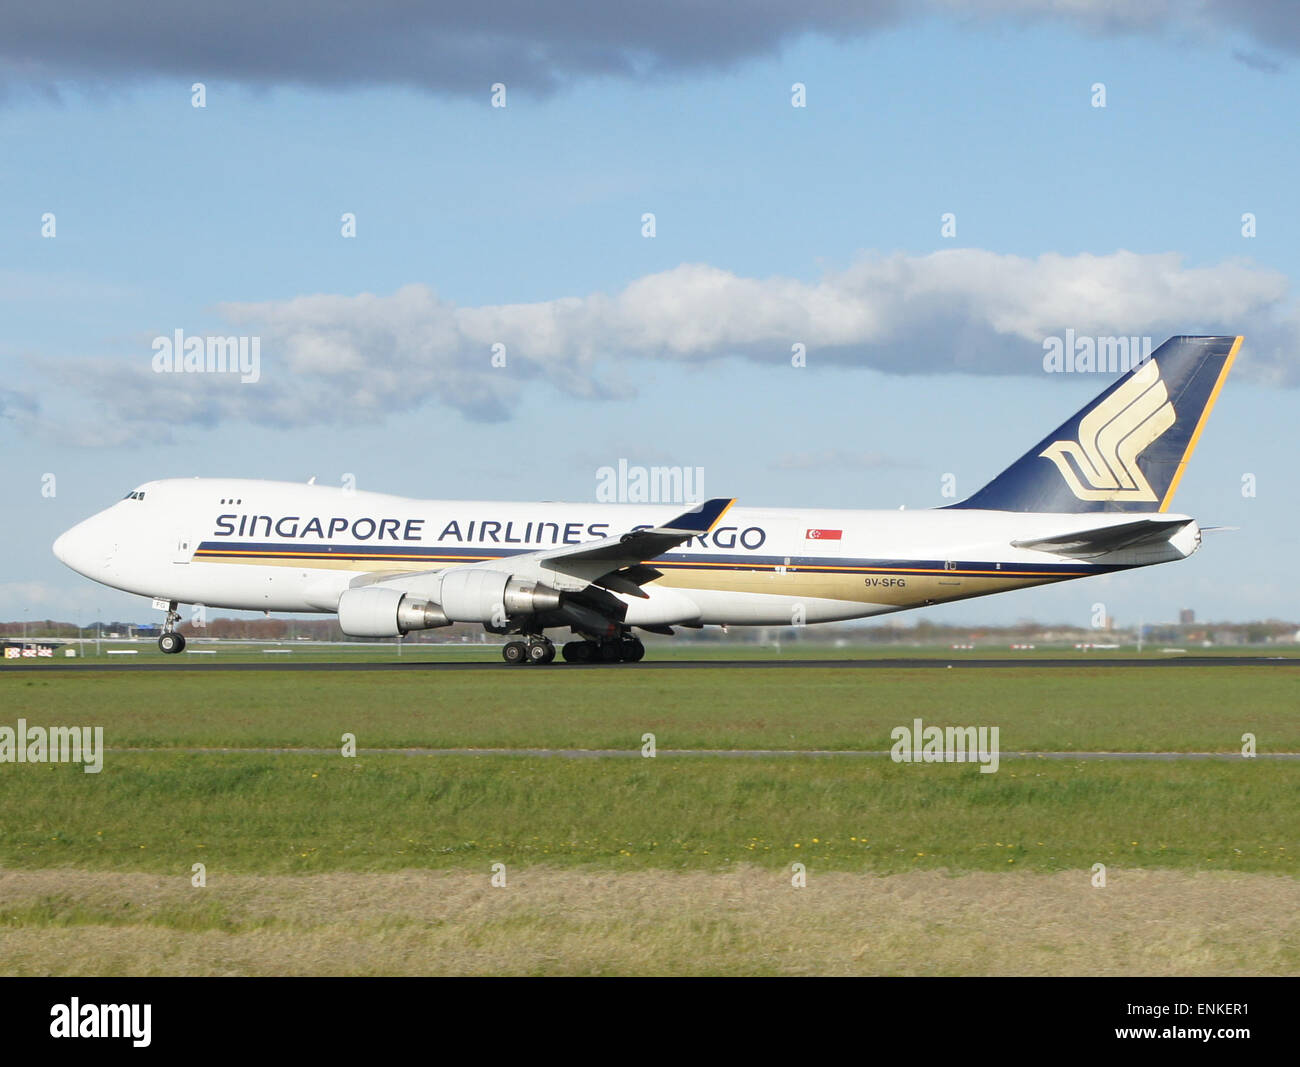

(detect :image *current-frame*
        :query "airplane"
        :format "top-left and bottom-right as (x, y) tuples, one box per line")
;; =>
(52, 335), (1240, 665)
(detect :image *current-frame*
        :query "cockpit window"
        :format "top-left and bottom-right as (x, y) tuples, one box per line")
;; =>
(123, 490), (146, 501)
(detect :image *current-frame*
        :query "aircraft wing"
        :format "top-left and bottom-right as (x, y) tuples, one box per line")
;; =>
(347, 497), (735, 600)
(534, 497), (735, 596)
(538, 498), (733, 566)
(1011, 516), (1193, 559)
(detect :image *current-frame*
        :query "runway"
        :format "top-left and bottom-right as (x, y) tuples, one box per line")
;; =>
(3, 655), (1296, 673)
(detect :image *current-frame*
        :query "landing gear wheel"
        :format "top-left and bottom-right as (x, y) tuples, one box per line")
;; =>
(527, 640), (555, 665)
(620, 637), (645, 662)
(157, 600), (184, 654)
(562, 641), (592, 663)
(599, 641), (621, 663)
(502, 640), (527, 665)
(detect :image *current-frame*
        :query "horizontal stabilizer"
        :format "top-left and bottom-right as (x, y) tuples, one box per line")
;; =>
(1012, 517), (1193, 559)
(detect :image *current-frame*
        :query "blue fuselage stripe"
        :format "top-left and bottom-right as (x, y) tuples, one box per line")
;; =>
(193, 540), (1122, 578)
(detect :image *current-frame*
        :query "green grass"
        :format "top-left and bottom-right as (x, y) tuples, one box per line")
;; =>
(1, 662), (1294, 976)
(0, 753), (1293, 876)
(2, 665), (1297, 751)
(0, 895), (256, 934)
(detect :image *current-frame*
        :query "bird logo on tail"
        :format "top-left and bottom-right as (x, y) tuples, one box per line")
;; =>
(1039, 359), (1175, 502)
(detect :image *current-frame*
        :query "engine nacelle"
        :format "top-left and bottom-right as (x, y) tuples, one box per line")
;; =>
(337, 586), (450, 638)
(437, 570), (562, 623)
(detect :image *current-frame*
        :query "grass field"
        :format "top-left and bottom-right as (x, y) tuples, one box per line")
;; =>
(0, 754), (1294, 874)
(0, 660), (1296, 974)
(2, 867), (1294, 976)
(4, 665), (1298, 751)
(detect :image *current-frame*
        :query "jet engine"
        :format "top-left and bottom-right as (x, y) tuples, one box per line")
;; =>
(336, 572), (564, 636)
(336, 586), (450, 638)
(437, 570), (562, 622)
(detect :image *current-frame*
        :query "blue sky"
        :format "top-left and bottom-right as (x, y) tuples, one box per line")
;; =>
(2, 5), (1297, 628)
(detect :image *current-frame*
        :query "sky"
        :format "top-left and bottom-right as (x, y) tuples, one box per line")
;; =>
(2, 1), (1298, 629)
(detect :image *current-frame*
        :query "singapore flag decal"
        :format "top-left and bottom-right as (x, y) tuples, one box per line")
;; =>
(806, 528), (842, 540)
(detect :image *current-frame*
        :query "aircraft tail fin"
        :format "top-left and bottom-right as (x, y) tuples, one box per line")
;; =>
(950, 335), (1241, 513)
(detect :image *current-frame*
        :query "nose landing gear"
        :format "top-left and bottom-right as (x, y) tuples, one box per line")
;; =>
(157, 601), (186, 654)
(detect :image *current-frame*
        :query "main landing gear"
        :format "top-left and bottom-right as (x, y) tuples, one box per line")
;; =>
(561, 634), (644, 664)
(501, 636), (556, 665)
(157, 601), (186, 654)
(499, 631), (646, 665)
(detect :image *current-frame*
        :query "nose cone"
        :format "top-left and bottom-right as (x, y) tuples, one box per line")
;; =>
(53, 518), (96, 576)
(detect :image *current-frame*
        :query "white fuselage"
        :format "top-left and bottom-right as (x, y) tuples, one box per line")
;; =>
(53, 478), (1200, 629)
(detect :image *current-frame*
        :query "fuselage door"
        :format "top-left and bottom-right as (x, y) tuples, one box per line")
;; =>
(173, 533), (197, 564)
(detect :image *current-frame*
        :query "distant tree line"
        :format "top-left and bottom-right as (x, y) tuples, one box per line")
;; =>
(2, 617), (1297, 644)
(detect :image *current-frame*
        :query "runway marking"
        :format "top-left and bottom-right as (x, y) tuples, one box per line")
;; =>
(105, 747), (1299, 760)
(5, 656), (1298, 674)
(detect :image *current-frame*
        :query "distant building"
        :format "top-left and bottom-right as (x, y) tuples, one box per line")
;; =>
(1179, 608), (1195, 625)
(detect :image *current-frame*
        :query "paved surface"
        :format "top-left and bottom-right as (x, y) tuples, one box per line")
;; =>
(4, 655), (1297, 673)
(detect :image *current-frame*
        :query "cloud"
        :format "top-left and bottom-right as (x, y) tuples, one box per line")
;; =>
(0, 387), (38, 422)
(0, 581), (88, 612)
(1232, 48), (1284, 72)
(0, 1), (905, 99)
(0, 2), (1294, 99)
(0, 581), (60, 605)
(36, 248), (1299, 441)
(0, 580), (121, 619)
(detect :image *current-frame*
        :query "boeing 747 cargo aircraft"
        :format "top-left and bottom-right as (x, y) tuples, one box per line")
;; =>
(53, 335), (1240, 664)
